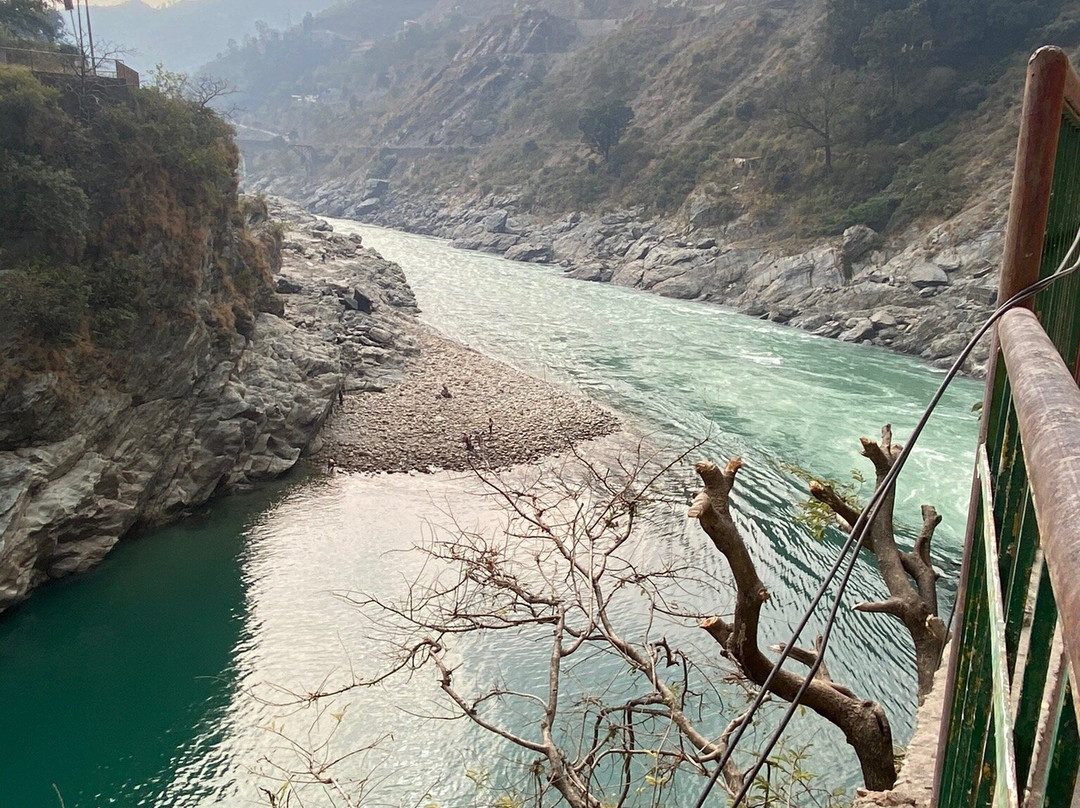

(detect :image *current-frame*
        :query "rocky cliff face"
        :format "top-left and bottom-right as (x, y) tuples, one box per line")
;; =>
(0, 205), (418, 612)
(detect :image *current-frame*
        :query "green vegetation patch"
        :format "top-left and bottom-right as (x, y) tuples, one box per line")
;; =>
(0, 66), (270, 346)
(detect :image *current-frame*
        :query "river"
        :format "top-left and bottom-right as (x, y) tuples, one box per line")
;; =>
(0, 222), (982, 807)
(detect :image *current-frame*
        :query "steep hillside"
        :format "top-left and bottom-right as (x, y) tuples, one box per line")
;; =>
(231, 0), (1080, 369)
(202, 0), (655, 133)
(200, 0), (442, 117)
(230, 0), (1075, 228)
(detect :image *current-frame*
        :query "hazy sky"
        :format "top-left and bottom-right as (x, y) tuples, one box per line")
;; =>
(87, 1), (172, 6)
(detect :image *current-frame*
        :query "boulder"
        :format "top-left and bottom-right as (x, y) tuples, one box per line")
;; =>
(601, 210), (634, 226)
(769, 306), (799, 324)
(483, 210), (509, 234)
(642, 246), (706, 273)
(351, 289), (374, 314)
(811, 320), (844, 338)
(869, 310), (898, 329)
(363, 178), (390, 197)
(353, 197), (381, 215)
(609, 262), (645, 288)
(791, 312), (830, 331)
(505, 243), (554, 263)
(839, 318), (875, 342)
(908, 262), (950, 288)
(842, 225), (880, 264)
(565, 262), (612, 282)
(624, 237), (656, 262)
(931, 248), (963, 273)
(653, 269), (707, 299)
(926, 332), (970, 359)
(470, 119), (497, 139)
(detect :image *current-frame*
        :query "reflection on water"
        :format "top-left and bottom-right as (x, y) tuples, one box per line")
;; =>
(0, 222), (982, 806)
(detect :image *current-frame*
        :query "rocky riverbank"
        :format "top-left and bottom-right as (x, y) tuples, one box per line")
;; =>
(245, 176), (1004, 375)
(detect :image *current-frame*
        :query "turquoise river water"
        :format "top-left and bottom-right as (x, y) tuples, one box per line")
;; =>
(0, 222), (982, 807)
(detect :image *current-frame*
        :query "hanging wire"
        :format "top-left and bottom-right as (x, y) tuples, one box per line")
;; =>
(692, 223), (1080, 808)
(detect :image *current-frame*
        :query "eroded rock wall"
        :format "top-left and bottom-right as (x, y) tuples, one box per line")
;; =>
(0, 207), (418, 612)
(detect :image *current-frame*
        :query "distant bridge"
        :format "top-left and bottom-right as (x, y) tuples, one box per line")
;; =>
(232, 124), (479, 162)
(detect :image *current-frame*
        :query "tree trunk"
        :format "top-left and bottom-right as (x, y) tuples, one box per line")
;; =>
(811, 425), (947, 702)
(691, 458), (898, 791)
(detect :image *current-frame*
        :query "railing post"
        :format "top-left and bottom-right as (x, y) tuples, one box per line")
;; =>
(1000, 47), (1069, 303)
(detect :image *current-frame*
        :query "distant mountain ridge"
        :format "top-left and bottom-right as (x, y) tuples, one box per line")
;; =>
(89, 0), (339, 73)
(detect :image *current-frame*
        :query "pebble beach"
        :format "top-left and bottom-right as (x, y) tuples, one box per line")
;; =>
(315, 324), (620, 473)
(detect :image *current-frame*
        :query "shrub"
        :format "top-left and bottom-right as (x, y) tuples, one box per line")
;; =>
(1, 262), (88, 344)
(0, 152), (88, 261)
(887, 152), (966, 230)
(88, 256), (147, 345)
(578, 100), (634, 161)
(841, 194), (901, 233)
(735, 98), (756, 121)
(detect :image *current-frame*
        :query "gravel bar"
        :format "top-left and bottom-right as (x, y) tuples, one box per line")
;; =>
(315, 325), (620, 473)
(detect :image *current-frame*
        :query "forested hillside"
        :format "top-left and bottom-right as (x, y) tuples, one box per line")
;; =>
(217, 0), (1080, 241)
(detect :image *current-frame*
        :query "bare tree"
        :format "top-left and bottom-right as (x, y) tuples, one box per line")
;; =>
(188, 74), (237, 112)
(769, 64), (851, 177)
(338, 445), (754, 808)
(149, 62), (238, 116)
(281, 443), (846, 807)
(806, 425), (946, 699)
(254, 702), (384, 808)
(691, 457), (896, 791)
(278, 426), (946, 804)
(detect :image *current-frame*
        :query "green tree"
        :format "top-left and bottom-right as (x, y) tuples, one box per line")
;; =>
(0, 0), (64, 46)
(0, 152), (88, 261)
(854, 4), (933, 100)
(578, 100), (633, 162)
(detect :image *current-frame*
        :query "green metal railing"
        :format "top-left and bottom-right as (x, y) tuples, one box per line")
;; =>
(935, 47), (1080, 808)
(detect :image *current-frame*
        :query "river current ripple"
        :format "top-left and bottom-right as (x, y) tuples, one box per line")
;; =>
(0, 221), (981, 807)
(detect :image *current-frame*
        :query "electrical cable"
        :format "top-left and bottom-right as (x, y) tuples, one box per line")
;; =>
(692, 225), (1080, 808)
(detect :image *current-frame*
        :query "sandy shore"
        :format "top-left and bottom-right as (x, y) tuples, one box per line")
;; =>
(314, 324), (620, 473)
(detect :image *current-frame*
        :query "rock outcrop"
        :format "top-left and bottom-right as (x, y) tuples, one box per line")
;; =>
(0, 205), (418, 612)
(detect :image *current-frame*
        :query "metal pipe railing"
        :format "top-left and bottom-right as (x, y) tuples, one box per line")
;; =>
(935, 46), (1080, 808)
(999, 307), (1080, 723)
